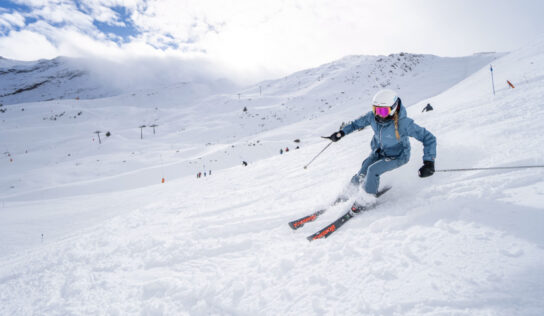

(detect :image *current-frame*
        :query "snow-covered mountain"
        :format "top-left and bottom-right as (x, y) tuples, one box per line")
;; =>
(0, 56), (238, 106)
(0, 56), (116, 104)
(1, 40), (543, 315)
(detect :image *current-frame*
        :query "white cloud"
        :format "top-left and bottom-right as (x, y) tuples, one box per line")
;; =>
(32, 2), (95, 30)
(0, 11), (25, 30)
(78, 0), (142, 26)
(0, 29), (58, 59)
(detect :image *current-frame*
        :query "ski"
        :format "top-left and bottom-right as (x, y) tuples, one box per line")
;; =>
(306, 186), (391, 241)
(306, 202), (371, 241)
(288, 195), (349, 230)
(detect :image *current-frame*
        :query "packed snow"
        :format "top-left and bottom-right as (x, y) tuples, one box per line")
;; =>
(0, 39), (543, 315)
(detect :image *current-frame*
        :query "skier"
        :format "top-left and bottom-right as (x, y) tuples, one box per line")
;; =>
(327, 89), (436, 196)
(422, 103), (433, 112)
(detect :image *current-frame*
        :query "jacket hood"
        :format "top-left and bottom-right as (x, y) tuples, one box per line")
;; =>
(398, 102), (407, 119)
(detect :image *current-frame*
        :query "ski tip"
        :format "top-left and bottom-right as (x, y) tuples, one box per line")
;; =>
(307, 233), (326, 242)
(288, 221), (301, 230)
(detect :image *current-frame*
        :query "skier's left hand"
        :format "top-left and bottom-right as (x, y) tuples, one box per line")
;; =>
(418, 161), (435, 177)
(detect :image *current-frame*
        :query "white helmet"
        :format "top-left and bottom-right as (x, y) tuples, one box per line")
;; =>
(372, 89), (400, 121)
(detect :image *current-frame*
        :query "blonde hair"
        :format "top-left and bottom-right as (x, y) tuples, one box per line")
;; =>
(394, 112), (400, 140)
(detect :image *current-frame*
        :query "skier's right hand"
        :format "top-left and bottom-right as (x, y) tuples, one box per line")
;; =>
(328, 130), (345, 142)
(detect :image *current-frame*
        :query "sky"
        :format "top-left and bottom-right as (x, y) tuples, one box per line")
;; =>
(0, 0), (543, 82)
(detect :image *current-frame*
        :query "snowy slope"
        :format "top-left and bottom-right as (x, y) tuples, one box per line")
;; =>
(0, 52), (498, 200)
(1, 42), (544, 315)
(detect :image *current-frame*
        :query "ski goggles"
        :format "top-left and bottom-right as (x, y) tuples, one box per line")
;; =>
(373, 106), (392, 117)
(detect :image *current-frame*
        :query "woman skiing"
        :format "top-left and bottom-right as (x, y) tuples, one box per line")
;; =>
(328, 89), (436, 196)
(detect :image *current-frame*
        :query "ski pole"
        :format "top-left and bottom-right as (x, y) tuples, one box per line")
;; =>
(435, 165), (544, 172)
(304, 139), (333, 169)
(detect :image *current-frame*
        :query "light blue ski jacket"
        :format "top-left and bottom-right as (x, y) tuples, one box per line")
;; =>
(341, 105), (436, 162)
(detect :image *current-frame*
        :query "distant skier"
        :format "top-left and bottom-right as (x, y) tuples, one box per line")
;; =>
(327, 89), (436, 196)
(422, 103), (433, 112)
(280, 148), (283, 155)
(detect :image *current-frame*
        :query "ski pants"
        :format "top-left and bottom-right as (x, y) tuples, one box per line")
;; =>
(350, 152), (409, 194)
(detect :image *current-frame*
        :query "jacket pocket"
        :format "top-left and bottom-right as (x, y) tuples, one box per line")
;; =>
(382, 143), (404, 158)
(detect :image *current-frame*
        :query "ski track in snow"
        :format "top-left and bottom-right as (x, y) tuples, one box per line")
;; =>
(1, 43), (544, 315)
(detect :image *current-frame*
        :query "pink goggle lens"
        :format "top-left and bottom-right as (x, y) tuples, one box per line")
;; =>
(374, 106), (391, 117)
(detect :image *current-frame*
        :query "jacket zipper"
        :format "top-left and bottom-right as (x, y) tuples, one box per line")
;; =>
(379, 124), (383, 150)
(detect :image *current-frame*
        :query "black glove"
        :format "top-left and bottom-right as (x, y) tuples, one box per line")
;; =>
(328, 130), (345, 142)
(418, 161), (435, 178)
